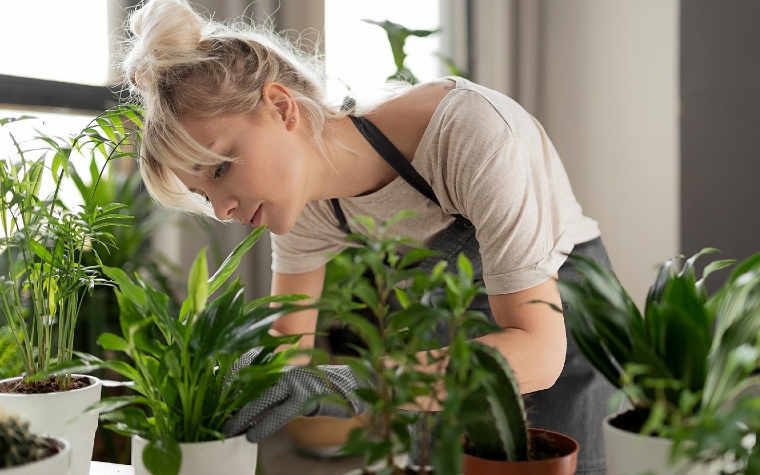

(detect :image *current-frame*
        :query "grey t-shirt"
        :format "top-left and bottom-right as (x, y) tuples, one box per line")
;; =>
(271, 77), (600, 295)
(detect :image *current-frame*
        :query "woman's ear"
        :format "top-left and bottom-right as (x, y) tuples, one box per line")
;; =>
(261, 82), (298, 129)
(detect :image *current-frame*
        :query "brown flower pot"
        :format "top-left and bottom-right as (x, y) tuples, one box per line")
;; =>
(462, 428), (579, 475)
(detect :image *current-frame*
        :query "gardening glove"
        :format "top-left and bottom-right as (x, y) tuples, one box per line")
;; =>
(223, 348), (380, 443)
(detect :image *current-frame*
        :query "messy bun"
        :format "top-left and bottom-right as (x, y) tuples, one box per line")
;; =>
(124, 0), (204, 92)
(120, 0), (340, 217)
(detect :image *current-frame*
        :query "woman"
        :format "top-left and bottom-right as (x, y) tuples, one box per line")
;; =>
(122, 1), (616, 473)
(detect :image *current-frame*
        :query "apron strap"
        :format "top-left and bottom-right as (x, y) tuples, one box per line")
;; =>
(331, 115), (472, 232)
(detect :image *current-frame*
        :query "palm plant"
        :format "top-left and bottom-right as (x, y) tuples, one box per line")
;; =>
(0, 107), (138, 391)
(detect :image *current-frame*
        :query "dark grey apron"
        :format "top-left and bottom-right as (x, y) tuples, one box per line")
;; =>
(332, 115), (616, 474)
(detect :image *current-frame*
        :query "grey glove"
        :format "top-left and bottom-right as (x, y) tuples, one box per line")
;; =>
(223, 350), (380, 443)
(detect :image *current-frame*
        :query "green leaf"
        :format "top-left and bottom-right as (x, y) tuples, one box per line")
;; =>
(143, 437), (181, 475)
(207, 226), (264, 293)
(186, 247), (210, 320)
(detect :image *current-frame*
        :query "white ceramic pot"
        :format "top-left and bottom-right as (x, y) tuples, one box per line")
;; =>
(1, 435), (71, 475)
(131, 434), (258, 475)
(603, 412), (725, 475)
(0, 375), (101, 475)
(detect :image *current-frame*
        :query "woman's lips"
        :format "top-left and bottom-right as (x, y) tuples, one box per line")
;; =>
(250, 205), (262, 227)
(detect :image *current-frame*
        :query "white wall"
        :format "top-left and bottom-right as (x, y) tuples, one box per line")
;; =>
(538, 1), (680, 306)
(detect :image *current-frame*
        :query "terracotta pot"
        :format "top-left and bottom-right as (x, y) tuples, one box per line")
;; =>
(285, 415), (368, 458)
(1, 435), (71, 475)
(462, 428), (579, 475)
(0, 375), (101, 475)
(131, 434), (258, 475)
(603, 411), (728, 475)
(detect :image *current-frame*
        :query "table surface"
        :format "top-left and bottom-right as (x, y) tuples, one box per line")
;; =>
(90, 461), (134, 475)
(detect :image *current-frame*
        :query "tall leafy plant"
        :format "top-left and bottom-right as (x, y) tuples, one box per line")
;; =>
(58, 226), (309, 475)
(318, 213), (499, 475)
(549, 248), (760, 471)
(0, 107), (139, 390)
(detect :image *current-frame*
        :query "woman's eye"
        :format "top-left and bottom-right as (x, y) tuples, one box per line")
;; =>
(213, 161), (230, 179)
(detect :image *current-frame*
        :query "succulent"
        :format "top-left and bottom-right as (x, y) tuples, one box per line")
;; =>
(458, 342), (529, 461)
(0, 413), (57, 468)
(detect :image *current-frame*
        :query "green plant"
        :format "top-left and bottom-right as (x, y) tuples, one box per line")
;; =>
(548, 248), (760, 472)
(318, 212), (501, 475)
(0, 412), (58, 468)
(0, 325), (23, 379)
(57, 226), (309, 475)
(0, 107), (138, 391)
(362, 19), (468, 85)
(455, 343), (529, 462)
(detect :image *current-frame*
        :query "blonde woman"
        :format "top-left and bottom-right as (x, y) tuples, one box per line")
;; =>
(122, 1), (617, 473)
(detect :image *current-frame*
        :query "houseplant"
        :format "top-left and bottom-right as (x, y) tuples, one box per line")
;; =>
(318, 213), (579, 475)
(0, 106), (140, 475)
(548, 248), (760, 474)
(0, 412), (72, 475)
(58, 225), (310, 475)
(318, 212), (486, 475)
(455, 342), (579, 475)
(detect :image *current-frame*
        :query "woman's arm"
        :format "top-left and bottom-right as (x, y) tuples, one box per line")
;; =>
(477, 275), (566, 394)
(270, 267), (326, 364)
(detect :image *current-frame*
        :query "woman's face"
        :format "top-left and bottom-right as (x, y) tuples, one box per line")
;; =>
(174, 109), (312, 235)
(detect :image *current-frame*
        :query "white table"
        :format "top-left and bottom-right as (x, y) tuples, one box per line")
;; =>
(90, 461), (134, 475)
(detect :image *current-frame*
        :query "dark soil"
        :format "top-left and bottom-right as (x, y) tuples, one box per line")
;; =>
(608, 408), (653, 435)
(0, 375), (91, 394)
(529, 431), (572, 460)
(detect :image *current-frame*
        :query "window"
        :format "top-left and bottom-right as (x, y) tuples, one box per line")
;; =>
(324, 0), (442, 100)
(0, 0), (113, 86)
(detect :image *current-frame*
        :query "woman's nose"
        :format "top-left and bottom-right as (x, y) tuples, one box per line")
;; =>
(211, 195), (237, 221)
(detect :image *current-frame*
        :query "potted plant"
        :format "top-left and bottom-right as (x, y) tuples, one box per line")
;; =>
(0, 412), (72, 475)
(317, 213), (578, 475)
(58, 225), (310, 475)
(548, 248), (760, 474)
(0, 106), (139, 475)
(455, 342), (579, 475)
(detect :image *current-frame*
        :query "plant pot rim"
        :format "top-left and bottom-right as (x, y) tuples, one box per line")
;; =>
(132, 432), (253, 447)
(9, 435), (71, 469)
(0, 374), (101, 396)
(603, 410), (669, 441)
(464, 427), (580, 464)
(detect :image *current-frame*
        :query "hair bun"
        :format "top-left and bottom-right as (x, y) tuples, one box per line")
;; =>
(123, 0), (205, 90)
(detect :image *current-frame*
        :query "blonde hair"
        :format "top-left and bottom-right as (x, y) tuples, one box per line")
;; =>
(121, 0), (347, 217)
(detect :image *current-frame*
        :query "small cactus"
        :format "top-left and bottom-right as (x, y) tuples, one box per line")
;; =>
(0, 413), (58, 468)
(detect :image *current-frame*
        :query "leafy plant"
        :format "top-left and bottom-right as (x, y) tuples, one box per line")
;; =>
(318, 212), (500, 475)
(0, 325), (23, 379)
(0, 107), (139, 390)
(56, 226), (309, 475)
(547, 247), (760, 472)
(0, 412), (59, 468)
(362, 19), (468, 84)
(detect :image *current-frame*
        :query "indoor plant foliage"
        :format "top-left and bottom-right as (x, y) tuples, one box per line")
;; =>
(551, 248), (760, 473)
(60, 226), (308, 475)
(318, 213), (505, 475)
(450, 335), (578, 475)
(0, 107), (138, 392)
